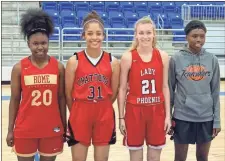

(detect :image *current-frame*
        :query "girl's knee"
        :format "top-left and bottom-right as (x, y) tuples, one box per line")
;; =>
(196, 154), (208, 161)
(175, 153), (187, 161)
(94, 155), (109, 161)
(40, 156), (56, 161)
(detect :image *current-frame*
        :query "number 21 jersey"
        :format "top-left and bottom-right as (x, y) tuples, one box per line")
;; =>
(127, 49), (165, 105)
(14, 56), (63, 138)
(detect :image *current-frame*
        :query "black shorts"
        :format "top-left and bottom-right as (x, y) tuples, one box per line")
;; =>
(172, 118), (213, 144)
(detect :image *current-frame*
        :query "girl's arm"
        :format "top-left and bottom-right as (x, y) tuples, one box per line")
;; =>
(117, 52), (132, 119)
(58, 62), (67, 132)
(8, 63), (22, 133)
(65, 56), (78, 112)
(110, 57), (120, 103)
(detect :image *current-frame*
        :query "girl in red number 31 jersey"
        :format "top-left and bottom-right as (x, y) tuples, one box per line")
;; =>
(65, 11), (120, 161)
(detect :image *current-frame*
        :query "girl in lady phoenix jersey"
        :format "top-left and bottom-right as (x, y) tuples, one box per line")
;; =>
(118, 16), (171, 161)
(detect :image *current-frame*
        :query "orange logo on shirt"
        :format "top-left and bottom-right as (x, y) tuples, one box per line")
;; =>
(181, 64), (211, 81)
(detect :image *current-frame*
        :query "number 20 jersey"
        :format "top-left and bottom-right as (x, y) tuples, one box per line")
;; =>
(72, 51), (113, 101)
(126, 49), (165, 105)
(14, 56), (63, 138)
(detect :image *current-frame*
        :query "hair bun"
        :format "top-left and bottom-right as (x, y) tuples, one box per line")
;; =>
(82, 10), (104, 28)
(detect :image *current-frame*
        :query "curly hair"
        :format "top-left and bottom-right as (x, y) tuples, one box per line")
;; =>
(20, 8), (54, 39)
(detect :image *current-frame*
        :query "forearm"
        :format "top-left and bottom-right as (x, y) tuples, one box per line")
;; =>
(212, 83), (220, 128)
(211, 58), (220, 128)
(117, 88), (127, 118)
(66, 96), (73, 112)
(8, 99), (20, 132)
(163, 87), (170, 119)
(58, 96), (67, 132)
(111, 90), (119, 103)
(213, 97), (220, 128)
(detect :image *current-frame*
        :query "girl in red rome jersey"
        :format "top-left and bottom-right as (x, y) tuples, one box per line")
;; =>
(65, 11), (120, 161)
(6, 8), (66, 161)
(117, 16), (171, 161)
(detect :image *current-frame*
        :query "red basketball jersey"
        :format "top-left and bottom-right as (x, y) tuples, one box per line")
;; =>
(72, 50), (113, 101)
(126, 49), (165, 105)
(14, 56), (63, 138)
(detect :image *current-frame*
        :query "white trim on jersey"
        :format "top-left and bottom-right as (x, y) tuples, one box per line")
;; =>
(84, 50), (115, 70)
(84, 49), (103, 66)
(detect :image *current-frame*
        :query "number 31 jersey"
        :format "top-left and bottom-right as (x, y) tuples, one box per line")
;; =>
(14, 56), (63, 138)
(127, 49), (165, 105)
(72, 50), (113, 101)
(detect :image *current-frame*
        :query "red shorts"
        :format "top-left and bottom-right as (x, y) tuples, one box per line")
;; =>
(13, 135), (64, 157)
(124, 103), (166, 149)
(67, 99), (116, 146)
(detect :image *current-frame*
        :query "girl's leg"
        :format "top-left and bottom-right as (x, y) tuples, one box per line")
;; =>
(174, 143), (189, 161)
(94, 145), (110, 161)
(147, 147), (162, 161)
(196, 142), (211, 161)
(129, 149), (143, 161)
(71, 143), (89, 161)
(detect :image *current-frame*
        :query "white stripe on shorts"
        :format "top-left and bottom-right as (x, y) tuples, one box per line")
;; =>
(125, 131), (143, 150)
(148, 144), (166, 149)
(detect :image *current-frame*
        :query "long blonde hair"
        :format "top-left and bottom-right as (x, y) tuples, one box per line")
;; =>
(129, 16), (157, 51)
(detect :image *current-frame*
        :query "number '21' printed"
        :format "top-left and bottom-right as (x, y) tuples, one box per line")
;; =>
(141, 79), (156, 94)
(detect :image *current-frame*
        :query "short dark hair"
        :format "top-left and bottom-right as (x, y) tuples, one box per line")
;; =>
(20, 8), (54, 39)
(184, 20), (207, 35)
